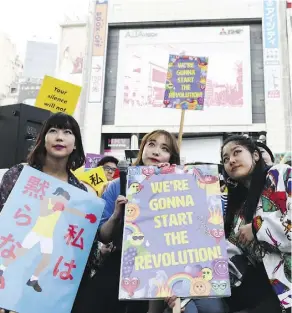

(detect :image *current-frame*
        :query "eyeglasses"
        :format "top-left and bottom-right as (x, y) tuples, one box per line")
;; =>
(103, 165), (117, 173)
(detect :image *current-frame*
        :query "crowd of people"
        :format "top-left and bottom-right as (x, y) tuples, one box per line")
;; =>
(0, 112), (291, 313)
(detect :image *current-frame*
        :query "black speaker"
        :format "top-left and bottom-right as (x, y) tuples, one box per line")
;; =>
(0, 103), (51, 169)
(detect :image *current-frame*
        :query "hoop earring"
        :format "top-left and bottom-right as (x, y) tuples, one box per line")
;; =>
(226, 177), (238, 188)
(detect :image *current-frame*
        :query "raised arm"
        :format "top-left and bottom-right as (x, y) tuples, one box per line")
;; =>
(61, 206), (96, 223)
(98, 179), (127, 244)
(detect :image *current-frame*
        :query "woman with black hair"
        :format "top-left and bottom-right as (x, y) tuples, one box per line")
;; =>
(221, 135), (291, 313)
(0, 112), (95, 312)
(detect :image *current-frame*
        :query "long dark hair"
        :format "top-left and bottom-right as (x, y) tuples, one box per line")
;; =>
(221, 135), (268, 237)
(27, 113), (85, 171)
(134, 130), (180, 166)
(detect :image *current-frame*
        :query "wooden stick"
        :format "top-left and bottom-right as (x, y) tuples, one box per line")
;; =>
(172, 298), (181, 313)
(177, 109), (185, 150)
(173, 111), (185, 311)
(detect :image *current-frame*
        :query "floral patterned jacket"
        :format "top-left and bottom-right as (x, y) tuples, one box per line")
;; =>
(227, 164), (292, 310)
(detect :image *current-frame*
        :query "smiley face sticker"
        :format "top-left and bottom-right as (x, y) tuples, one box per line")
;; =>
(125, 203), (140, 222)
(190, 277), (212, 296)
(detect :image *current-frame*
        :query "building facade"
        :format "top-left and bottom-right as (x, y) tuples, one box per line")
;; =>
(57, 21), (89, 125)
(0, 33), (22, 105)
(22, 40), (58, 79)
(1, 40), (58, 106)
(80, 0), (291, 161)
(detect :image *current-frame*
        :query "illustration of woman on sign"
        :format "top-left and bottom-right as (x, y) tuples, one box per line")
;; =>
(0, 186), (96, 292)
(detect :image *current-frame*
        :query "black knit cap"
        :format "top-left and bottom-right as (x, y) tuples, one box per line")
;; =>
(256, 141), (275, 162)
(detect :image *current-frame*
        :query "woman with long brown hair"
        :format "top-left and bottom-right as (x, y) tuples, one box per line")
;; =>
(73, 129), (180, 313)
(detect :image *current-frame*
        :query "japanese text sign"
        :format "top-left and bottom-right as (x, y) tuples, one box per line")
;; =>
(35, 76), (82, 115)
(89, 0), (108, 103)
(163, 55), (208, 110)
(73, 166), (108, 197)
(263, 0), (279, 49)
(0, 166), (105, 313)
(92, 1), (108, 57)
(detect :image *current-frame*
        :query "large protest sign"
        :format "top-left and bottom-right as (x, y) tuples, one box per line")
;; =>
(119, 165), (230, 299)
(0, 166), (105, 313)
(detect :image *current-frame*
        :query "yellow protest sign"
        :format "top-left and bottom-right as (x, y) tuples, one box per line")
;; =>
(73, 166), (108, 197)
(35, 76), (81, 115)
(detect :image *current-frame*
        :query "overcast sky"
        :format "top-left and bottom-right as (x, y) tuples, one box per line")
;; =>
(0, 0), (89, 59)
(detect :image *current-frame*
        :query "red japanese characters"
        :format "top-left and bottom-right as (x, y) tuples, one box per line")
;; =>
(23, 176), (50, 200)
(65, 225), (84, 250)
